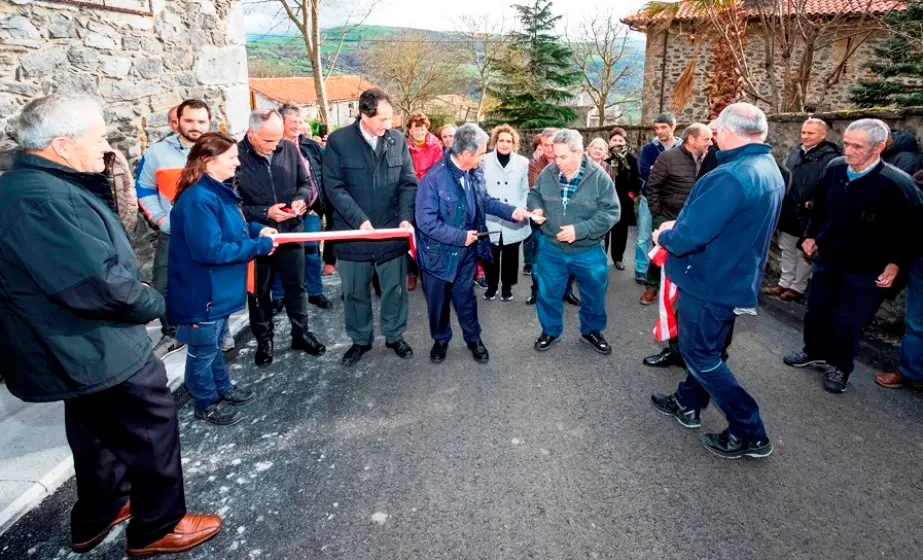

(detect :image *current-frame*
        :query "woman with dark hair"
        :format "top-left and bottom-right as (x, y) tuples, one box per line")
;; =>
(606, 127), (641, 271)
(168, 132), (277, 426)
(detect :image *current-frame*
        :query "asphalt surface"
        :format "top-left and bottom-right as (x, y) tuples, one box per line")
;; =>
(2, 254), (923, 560)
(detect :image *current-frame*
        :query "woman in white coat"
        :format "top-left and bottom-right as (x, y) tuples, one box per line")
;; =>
(483, 124), (531, 301)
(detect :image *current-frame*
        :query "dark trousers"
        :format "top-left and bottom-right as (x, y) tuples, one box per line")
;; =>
(247, 243), (308, 342)
(667, 310), (734, 356)
(408, 254), (419, 277)
(422, 245), (481, 344)
(645, 215), (669, 287)
(605, 219), (629, 264)
(484, 238), (521, 295)
(64, 355), (186, 548)
(803, 259), (883, 374)
(322, 210), (336, 266)
(673, 291), (767, 442)
(152, 232), (175, 337)
(339, 255), (408, 345)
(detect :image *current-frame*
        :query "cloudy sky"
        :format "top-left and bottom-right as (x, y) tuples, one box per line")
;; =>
(243, 0), (651, 36)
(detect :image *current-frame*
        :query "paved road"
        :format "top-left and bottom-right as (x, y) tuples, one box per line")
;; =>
(2, 260), (923, 560)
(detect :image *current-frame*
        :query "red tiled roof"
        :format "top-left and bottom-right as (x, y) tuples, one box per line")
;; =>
(623, 0), (904, 28)
(249, 76), (378, 106)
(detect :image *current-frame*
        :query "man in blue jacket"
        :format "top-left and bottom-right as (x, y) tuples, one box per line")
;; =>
(650, 103), (784, 460)
(416, 124), (529, 363)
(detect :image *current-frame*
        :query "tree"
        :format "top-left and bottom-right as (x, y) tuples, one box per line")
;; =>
(851, 1), (923, 108)
(259, 0), (376, 124)
(457, 14), (510, 124)
(488, 0), (581, 129)
(566, 9), (642, 127)
(641, 0), (883, 114)
(359, 31), (471, 121)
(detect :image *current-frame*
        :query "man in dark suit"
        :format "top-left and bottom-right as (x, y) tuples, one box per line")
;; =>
(323, 88), (418, 366)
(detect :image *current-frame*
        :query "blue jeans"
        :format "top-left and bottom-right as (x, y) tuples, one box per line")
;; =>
(534, 237), (608, 337)
(673, 291), (768, 442)
(176, 317), (232, 413)
(272, 214), (323, 300)
(899, 257), (923, 381)
(634, 196), (652, 279)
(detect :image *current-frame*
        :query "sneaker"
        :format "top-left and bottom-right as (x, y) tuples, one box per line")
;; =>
(782, 351), (827, 368)
(823, 365), (850, 393)
(525, 294), (536, 305)
(650, 393), (701, 429)
(221, 334), (235, 352)
(484, 289), (497, 301)
(614, 261), (625, 271)
(700, 430), (773, 459)
(522, 264), (533, 275)
(194, 401), (245, 426)
(500, 292), (514, 302)
(221, 386), (254, 406)
(153, 336), (185, 359)
(474, 277), (488, 289)
(534, 333), (559, 351)
(322, 264), (336, 276)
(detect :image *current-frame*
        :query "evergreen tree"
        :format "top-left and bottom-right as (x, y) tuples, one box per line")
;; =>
(488, 0), (581, 129)
(850, 1), (923, 108)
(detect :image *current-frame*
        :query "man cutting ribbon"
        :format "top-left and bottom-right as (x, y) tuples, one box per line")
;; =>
(650, 103), (784, 460)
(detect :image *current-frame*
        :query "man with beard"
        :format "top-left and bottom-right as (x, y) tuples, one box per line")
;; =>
(136, 99), (211, 359)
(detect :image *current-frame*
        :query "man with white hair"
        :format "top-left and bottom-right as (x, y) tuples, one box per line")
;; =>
(0, 95), (221, 555)
(651, 102), (783, 459)
(784, 118), (923, 393)
(528, 129), (620, 355)
(415, 124), (530, 363)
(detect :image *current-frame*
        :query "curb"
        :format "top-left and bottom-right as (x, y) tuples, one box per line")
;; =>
(0, 314), (250, 536)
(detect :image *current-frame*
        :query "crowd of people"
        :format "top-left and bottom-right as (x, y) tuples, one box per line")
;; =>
(0, 86), (921, 556)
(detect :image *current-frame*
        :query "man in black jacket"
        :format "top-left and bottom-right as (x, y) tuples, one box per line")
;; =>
(238, 109), (326, 366)
(784, 118), (923, 393)
(640, 122), (712, 306)
(323, 88), (418, 366)
(0, 95), (220, 555)
(764, 118), (840, 302)
(883, 130), (922, 176)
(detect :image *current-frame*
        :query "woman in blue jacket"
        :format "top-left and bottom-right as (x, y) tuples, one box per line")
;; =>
(168, 133), (276, 426)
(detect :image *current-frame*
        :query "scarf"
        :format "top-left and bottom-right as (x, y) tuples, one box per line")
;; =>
(608, 145), (630, 173)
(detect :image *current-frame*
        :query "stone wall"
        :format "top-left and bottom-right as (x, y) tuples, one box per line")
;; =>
(0, 0), (251, 157)
(0, 0), (251, 279)
(639, 22), (883, 124)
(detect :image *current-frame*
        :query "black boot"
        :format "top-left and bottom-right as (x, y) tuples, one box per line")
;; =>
(292, 332), (326, 356)
(255, 339), (273, 366)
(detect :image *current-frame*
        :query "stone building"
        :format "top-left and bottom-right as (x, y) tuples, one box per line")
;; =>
(622, 0), (899, 123)
(0, 0), (251, 162)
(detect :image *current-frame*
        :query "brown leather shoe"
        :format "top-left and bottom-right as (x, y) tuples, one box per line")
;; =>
(779, 289), (804, 301)
(761, 285), (786, 296)
(71, 500), (131, 553)
(126, 513), (222, 557)
(875, 371), (923, 390)
(639, 287), (657, 305)
(407, 274), (417, 292)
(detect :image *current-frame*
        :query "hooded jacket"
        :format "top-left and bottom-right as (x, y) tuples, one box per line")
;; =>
(883, 131), (923, 177)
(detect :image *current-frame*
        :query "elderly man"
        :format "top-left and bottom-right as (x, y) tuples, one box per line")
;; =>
(763, 118), (841, 302)
(0, 95), (220, 554)
(784, 119), (923, 393)
(416, 124), (530, 363)
(323, 88), (418, 366)
(528, 129), (620, 355)
(238, 109), (326, 366)
(650, 103), (783, 460)
(640, 122), (712, 306)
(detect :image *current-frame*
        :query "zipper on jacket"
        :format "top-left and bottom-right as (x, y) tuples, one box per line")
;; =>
(265, 160), (279, 205)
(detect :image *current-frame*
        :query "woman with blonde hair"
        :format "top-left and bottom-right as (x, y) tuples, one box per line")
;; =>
(587, 137), (613, 174)
(168, 132), (277, 426)
(482, 124), (530, 300)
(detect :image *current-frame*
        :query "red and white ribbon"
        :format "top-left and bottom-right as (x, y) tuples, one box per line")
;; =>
(649, 246), (678, 341)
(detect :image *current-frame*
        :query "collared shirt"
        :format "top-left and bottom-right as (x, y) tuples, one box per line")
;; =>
(359, 123), (378, 151)
(559, 155), (587, 213)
